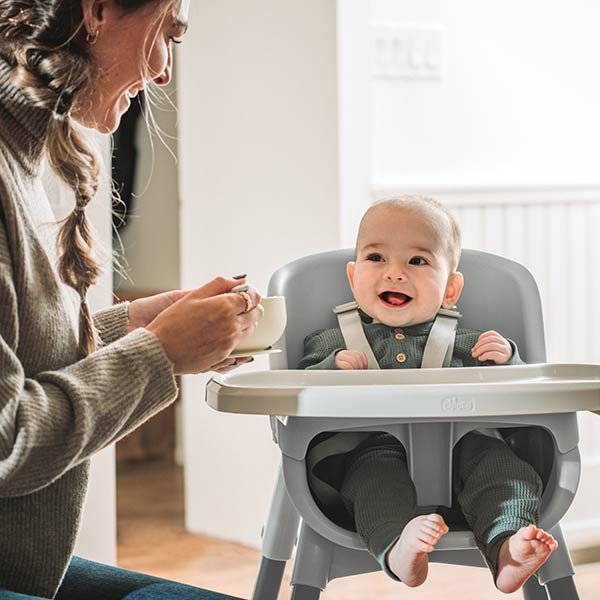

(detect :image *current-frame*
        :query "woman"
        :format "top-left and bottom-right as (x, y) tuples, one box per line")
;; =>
(0, 0), (261, 598)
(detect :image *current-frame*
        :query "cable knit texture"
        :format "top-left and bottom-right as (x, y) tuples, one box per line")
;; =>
(0, 55), (178, 597)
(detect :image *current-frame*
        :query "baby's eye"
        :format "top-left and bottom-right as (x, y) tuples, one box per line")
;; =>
(169, 35), (183, 45)
(409, 256), (428, 265)
(366, 253), (384, 262)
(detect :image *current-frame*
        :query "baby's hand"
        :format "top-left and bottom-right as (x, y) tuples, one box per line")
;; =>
(335, 350), (368, 370)
(471, 330), (513, 365)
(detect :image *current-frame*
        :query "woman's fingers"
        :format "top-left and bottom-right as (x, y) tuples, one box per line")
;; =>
(211, 355), (254, 374)
(191, 276), (253, 301)
(227, 284), (262, 315)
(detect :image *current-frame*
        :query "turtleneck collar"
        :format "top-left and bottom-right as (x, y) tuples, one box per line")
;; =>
(0, 54), (52, 174)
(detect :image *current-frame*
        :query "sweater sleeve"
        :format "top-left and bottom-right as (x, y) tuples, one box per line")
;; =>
(505, 339), (525, 365)
(0, 226), (178, 498)
(93, 303), (129, 345)
(297, 328), (345, 370)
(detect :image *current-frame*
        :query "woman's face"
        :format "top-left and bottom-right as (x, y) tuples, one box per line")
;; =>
(74, 0), (189, 133)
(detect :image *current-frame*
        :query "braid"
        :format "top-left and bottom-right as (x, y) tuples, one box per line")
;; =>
(50, 116), (102, 357)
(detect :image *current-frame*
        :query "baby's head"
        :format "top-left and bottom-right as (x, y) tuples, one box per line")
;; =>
(347, 195), (464, 327)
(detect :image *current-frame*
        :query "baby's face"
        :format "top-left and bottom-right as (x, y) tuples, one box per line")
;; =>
(347, 207), (462, 327)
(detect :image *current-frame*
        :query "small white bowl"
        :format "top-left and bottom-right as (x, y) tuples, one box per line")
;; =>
(233, 295), (287, 353)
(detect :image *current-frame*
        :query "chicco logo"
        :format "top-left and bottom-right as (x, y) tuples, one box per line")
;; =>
(442, 396), (475, 413)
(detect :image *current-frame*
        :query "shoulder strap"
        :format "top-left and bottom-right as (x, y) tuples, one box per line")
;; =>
(334, 301), (380, 369)
(421, 307), (462, 368)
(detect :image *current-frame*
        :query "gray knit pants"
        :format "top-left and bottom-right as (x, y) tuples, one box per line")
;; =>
(338, 431), (543, 578)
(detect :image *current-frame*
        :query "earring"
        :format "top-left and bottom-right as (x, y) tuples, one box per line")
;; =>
(86, 28), (99, 45)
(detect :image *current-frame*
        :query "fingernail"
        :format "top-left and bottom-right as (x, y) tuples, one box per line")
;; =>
(232, 273), (247, 280)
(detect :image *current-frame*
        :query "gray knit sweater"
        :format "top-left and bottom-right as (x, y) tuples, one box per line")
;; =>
(0, 57), (178, 597)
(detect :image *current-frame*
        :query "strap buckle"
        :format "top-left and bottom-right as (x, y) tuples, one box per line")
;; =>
(437, 307), (462, 319)
(333, 301), (359, 315)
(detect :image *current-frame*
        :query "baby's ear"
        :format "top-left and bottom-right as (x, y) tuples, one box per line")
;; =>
(442, 271), (464, 308)
(346, 262), (356, 292)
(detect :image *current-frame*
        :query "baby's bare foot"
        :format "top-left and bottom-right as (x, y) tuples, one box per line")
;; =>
(386, 514), (449, 587)
(495, 525), (558, 594)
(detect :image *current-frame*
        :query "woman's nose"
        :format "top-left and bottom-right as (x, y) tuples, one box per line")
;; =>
(154, 49), (173, 87)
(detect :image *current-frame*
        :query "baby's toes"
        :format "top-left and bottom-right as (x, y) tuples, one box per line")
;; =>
(535, 529), (557, 547)
(415, 539), (435, 553)
(422, 523), (444, 538)
(418, 531), (440, 546)
(521, 524), (538, 540)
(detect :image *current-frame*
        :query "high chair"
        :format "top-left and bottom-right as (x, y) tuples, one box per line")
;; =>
(207, 249), (589, 600)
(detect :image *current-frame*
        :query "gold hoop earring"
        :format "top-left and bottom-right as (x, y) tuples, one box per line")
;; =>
(86, 29), (99, 45)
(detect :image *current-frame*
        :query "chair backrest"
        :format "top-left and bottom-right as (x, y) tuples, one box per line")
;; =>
(268, 248), (546, 369)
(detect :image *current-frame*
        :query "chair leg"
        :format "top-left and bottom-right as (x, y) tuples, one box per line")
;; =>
(291, 584), (322, 600)
(545, 576), (579, 600)
(522, 576), (549, 600)
(290, 522), (333, 591)
(252, 464), (300, 599)
(251, 556), (287, 600)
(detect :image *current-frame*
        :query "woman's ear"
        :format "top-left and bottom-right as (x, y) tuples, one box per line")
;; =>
(81, 0), (109, 34)
(346, 262), (356, 293)
(442, 271), (464, 308)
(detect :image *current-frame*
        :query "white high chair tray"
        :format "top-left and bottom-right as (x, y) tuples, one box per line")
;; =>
(206, 363), (600, 418)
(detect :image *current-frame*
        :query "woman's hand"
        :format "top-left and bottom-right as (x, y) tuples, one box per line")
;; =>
(210, 355), (255, 374)
(145, 277), (263, 375)
(471, 330), (513, 364)
(334, 349), (368, 370)
(128, 290), (188, 332)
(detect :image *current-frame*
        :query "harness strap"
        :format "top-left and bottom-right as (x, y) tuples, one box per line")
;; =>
(334, 301), (380, 369)
(306, 432), (372, 512)
(421, 307), (462, 368)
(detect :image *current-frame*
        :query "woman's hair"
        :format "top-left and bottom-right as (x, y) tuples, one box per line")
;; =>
(0, 0), (176, 356)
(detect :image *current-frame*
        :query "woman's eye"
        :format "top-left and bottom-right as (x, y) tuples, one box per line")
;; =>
(169, 36), (183, 45)
(409, 256), (427, 265)
(366, 253), (384, 262)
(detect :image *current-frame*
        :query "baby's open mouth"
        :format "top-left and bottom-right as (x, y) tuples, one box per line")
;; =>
(379, 291), (412, 307)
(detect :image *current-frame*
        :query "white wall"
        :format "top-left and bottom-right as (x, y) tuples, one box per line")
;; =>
(178, 1), (339, 547)
(371, 0), (600, 187)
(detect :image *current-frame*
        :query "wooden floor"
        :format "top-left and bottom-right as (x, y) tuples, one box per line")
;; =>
(117, 461), (600, 599)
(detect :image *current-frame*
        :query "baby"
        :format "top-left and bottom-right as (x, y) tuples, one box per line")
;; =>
(298, 196), (557, 593)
